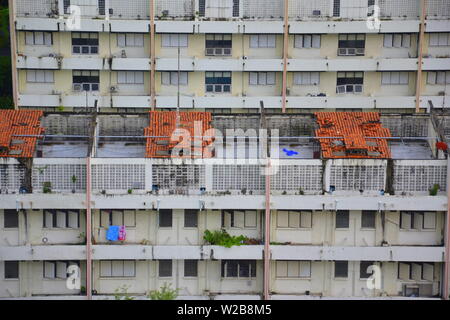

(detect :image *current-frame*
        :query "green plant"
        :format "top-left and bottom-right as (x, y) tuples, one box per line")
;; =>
(299, 188), (304, 195)
(71, 175), (77, 184)
(429, 184), (440, 196)
(127, 188), (133, 194)
(80, 286), (86, 294)
(43, 182), (52, 193)
(114, 285), (134, 300)
(148, 283), (179, 300)
(203, 229), (248, 248)
(57, 105), (65, 112)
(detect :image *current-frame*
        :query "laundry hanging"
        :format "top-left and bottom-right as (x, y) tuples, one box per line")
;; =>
(106, 225), (120, 241)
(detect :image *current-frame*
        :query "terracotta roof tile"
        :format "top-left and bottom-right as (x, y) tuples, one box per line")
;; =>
(0, 110), (44, 158)
(314, 112), (391, 159)
(145, 111), (214, 159)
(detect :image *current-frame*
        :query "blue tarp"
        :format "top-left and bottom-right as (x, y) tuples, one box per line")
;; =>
(106, 225), (120, 241)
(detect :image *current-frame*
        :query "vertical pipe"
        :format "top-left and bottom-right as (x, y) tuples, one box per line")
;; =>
(444, 155), (450, 300)
(415, 0), (427, 113)
(281, 0), (289, 113)
(263, 159), (271, 300)
(150, 0), (156, 110)
(8, 0), (18, 110)
(86, 156), (92, 300)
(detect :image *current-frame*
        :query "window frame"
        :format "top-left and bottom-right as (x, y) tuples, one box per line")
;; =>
(205, 71), (232, 93)
(100, 260), (136, 278)
(294, 34), (321, 49)
(158, 260), (173, 278)
(205, 34), (232, 56)
(334, 261), (348, 279)
(359, 261), (375, 279)
(361, 211), (376, 229)
(249, 34), (276, 48)
(100, 209), (136, 228)
(161, 34), (188, 48)
(335, 210), (350, 229)
(381, 72), (409, 85)
(117, 71), (145, 85)
(249, 72), (276, 86)
(43, 210), (80, 229)
(4, 209), (19, 229)
(4, 261), (19, 280)
(117, 33), (145, 48)
(71, 32), (99, 55)
(161, 72), (188, 86)
(184, 210), (198, 228)
(159, 209), (173, 228)
(25, 31), (53, 46)
(221, 260), (256, 279)
(184, 260), (198, 278)
(293, 72), (320, 86)
(275, 260), (312, 279)
(26, 70), (55, 84)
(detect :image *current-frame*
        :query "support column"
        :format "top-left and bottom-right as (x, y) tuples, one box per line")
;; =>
(8, 0), (19, 109)
(150, 0), (156, 110)
(281, 0), (289, 113)
(86, 156), (92, 300)
(444, 155), (450, 299)
(415, 0), (427, 113)
(263, 159), (271, 300)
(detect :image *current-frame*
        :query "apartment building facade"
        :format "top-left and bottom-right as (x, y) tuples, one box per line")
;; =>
(1, 0), (450, 300)
(7, 0), (450, 113)
(0, 109), (449, 300)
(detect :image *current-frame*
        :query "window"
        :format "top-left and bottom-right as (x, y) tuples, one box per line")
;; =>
(25, 32), (52, 46)
(4, 261), (19, 279)
(44, 261), (79, 279)
(159, 260), (172, 277)
(361, 211), (376, 229)
(206, 34), (232, 56)
(159, 209), (172, 228)
(161, 72), (188, 86)
(117, 71), (144, 85)
(63, 0), (70, 14)
(73, 70), (99, 91)
(100, 260), (136, 277)
(293, 72), (320, 85)
(383, 33), (411, 48)
(117, 33), (144, 47)
(336, 72), (364, 94)
(221, 260), (256, 278)
(334, 261), (348, 278)
(222, 210), (257, 228)
(72, 32), (99, 55)
(199, 0), (206, 17)
(427, 71), (450, 85)
(276, 211), (312, 228)
(360, 261), (375, 279)
(335, 210), (349, 229)
(100, 210), (136, 227)
(26, 70), (54, 83)
(162, 34), (188, 48)
(232, 0), (240, 17)
(249, 72), (276, 86)
(400, 211), (436, 230)
(184, 210), (198, 228)
(4, 210), (18, 228)
(206, 72), (232, 93)
(398, 262), (411, 280)
(429, 33), (450, 47)
(294, 34), (321, 49)
(381, 72), (409, 85)
(249, 35), (276, 48)
(43, 210), (80, 229)
(338, 34), (365, 56)
(98, 0), (106, 15)
(333, 0), (340, 17)
(184, 260), (198, 277)
(276, 261), (311, 278)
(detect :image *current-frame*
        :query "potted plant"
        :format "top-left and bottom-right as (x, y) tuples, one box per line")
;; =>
(71, 175), (77, 193)
(43, 182), (52, 194)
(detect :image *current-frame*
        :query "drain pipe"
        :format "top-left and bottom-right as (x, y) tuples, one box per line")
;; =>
(263, 159), (271, 300)
(8, 0), (18, 109)
(150, 0), (156, 110)
(281, 0), (289, 113)
(415, 0), (427, 113)
(444, 155), (450, 299)
(86, 156), (92, 300)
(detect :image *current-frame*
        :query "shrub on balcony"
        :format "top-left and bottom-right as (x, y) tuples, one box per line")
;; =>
(148, 283), (179, 300)
(203, 229), (248, 248)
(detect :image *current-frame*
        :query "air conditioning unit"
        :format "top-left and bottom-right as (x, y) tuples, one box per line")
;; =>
(73, 84), (82, 92)
(110, 86), (118, 93)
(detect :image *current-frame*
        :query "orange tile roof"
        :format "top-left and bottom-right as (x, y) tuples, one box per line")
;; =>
(145, 111), (214, 158)
(314, 112), (391, 159)
(0, 110), (44, 158)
